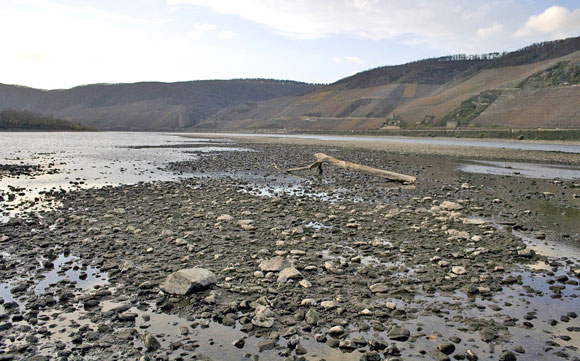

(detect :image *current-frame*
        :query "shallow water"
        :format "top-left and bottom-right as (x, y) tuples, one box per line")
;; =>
(192, 133), (580, 154)
(0, 132), (245, 221)
(461, 160), (580, 180)
(34, 253), (108, 294)
(0, 252), (108, 307)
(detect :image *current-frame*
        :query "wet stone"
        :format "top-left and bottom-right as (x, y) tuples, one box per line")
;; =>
(160, 267), (216, 295)
(142, 333), (161, 351)
(437, 342), (455, 355)
(499, 350), (517, 361)
(256, 339), (276, 352)
(387, 326), (410, 341)
(429, 349), (451, 361)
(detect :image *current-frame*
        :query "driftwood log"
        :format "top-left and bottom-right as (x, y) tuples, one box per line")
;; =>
(278, 153), (416, 183)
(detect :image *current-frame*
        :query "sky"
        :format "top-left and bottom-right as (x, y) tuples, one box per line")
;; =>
(1, 0), (579, 89)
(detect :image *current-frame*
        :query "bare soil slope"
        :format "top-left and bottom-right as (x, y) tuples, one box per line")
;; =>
(203, 37), (580, 130)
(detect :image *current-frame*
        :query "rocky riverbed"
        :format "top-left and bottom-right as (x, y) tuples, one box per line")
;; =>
(1, 138), (579, 361)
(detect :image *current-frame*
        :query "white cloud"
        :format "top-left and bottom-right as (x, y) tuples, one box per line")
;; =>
(345, 56), (364, 64)
(476, 22), (503, 37)
(332, 57), (341, 63)
(188, 22), (216, 40)
(167, 0), (482, 41)
(217, 30), (238, 39)
(515, 6), (580, 37)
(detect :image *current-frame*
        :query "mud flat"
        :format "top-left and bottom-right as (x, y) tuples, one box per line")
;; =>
(1, 136), (579, 361)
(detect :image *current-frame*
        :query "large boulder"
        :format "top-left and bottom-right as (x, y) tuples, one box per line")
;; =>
(160, 268), (216, 295)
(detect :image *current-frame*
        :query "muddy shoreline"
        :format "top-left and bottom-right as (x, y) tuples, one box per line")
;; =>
(1, 137), (579, 360)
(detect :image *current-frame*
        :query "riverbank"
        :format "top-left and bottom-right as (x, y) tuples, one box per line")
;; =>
(1, 136), (579, 360)
(183, 133), (580, 165)
(189, 128), (580, 142)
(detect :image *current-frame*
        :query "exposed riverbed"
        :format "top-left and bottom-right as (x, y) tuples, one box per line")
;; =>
(1, 132), (579, 361)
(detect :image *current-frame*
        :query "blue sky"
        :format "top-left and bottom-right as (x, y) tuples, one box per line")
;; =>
(1, 0), (579, 89)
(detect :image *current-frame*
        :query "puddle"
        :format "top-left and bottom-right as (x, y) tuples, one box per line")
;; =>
(460, 160), (580, 180)
(0, 253), (108, 308)
(0, 283), (15, 305)
(511, 230), (580, 261)
(100, 301), (364, 360)
(241, 183), (338, 201)
(34, 253), (108, 294)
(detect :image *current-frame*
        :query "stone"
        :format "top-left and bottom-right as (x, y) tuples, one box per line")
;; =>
(438, 342), (456, 355)
(387, 326), (410, 341)
(466, 349), (479, 361)
(463, 218), (485, 225)
(499, 351), (517, 361)
(232, 338), (245, 348)
(440, 201), (463, 211)
(517, 249), (535, 258)
(120, 260), (134, 272)
(252, 306), (275, 328)
(301, 298), (316, 306)
(480, 328), (498, 343)
(160, 268), (216, 295)
(363, 351), (381, 361)
(369, 283), (389, 293)
(142, 333), (161, 351)
(429, 349), (450, 361)
(451, 266), (467, 275)
(299, 279), (312, 288)
(256, 339), (276, 352)
(217, 214), (234, 221)
(258, 257), (291, 272)
(338, 339), (357, 349)
(305, 309), (319, 325)
(320, 301), (337, 310)
(115, 328), (136, 340)
(277, 267), (302, 283)
(328, 326), (344, 335)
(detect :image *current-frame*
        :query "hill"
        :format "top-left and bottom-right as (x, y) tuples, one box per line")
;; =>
(0, 108), (97, 131)
(0, 80), (320, 130)
(2, 35), (580, 131)
(202, 35), (580, 131)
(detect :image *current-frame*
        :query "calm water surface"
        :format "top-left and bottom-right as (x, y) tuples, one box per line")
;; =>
(194, 133), (580, 153)
(0, 132), (241, 220)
